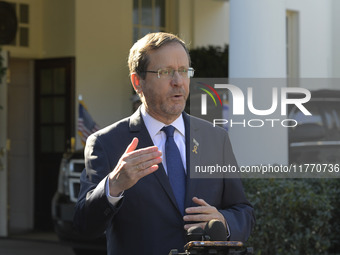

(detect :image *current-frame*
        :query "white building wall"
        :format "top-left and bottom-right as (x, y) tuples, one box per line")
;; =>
(228, 0), (339, 166)
(41, 0), (75, 58)
(3, 0), (43, 58)
(3, 0), (75, 59)
(286, 0), (333, 79)
(332, 0), (340, 78)
(192, 0), (229, 48)
(229, 0), (288, 166)
(75, 0), (133, 148)
(178, 0), (193, 47)
(179, 0), (229, 48)
(229, 0), (286, 78)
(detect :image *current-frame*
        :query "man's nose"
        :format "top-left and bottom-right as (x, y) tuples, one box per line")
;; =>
(171, 71), (184, 86)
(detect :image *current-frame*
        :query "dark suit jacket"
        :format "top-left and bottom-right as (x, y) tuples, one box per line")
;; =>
(74, 109), (255, 255)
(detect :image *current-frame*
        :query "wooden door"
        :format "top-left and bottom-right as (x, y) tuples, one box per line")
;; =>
(34, 57), (75, 230)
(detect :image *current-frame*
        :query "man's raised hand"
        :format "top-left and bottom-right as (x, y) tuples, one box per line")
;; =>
(109, 138), (162, 196)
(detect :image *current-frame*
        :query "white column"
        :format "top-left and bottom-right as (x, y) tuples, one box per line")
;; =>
(229, 0), (286, 78)
(332, 0), (340, 78)
(228, 0), (288, 167)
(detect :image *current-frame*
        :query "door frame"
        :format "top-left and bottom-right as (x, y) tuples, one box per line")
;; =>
(33, 57), (75, 230)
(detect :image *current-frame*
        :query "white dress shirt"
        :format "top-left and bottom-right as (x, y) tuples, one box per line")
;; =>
(140, 105), (186, 174)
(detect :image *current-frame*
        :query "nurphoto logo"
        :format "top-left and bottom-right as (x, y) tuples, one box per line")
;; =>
(191, 79), (312, 128)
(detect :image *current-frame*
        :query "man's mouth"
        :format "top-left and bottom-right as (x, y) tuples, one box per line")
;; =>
(171, 94), (185, 101)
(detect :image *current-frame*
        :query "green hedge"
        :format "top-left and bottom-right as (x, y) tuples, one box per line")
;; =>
(243, 179), (340, 255)
(189, 45), (228, 78)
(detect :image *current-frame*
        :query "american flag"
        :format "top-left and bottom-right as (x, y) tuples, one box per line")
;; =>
(78, 100), (100, 146)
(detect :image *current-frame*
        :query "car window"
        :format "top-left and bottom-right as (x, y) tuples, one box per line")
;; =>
(288, 94), (340, 165)
(288, 103), (322, 126)
(322, 101), (340, 140)
(323, 102), (340, 131)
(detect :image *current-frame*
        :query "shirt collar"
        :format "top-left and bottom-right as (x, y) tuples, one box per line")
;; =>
(141, 104), (185, 138)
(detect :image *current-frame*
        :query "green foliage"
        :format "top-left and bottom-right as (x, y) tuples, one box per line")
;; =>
(243, 178), (340, 255)
(189, 45), (228, 78)
(185, 45), (229, 113)
(327, 179), (340, 254)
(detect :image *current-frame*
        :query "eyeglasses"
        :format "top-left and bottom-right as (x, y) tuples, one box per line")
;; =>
(142, 67), (195, 79)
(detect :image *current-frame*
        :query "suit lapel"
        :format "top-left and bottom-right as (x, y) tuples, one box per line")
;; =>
(183, 113), (201, 208)
(129, 108), (180, 214)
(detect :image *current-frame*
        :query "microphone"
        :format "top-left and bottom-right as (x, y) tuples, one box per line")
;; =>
(186, 226), (206, 242)
(186, 220), (227, 242)
(170, 220), (250, 255)
(204, 219), (228, 241)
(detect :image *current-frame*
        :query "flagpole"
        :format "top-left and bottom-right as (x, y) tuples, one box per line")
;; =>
(75, 94), (83, 151)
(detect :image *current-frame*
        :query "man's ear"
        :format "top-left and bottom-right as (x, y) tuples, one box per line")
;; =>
(130, 73), (142, 93)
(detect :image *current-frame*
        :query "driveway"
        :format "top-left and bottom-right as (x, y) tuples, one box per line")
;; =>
(0, 236), (74, 255)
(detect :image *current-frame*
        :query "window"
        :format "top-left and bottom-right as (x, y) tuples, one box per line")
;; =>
(133, 0), (167, 42)
(286, 10), (299, 80)
(8, 2), (30, 47)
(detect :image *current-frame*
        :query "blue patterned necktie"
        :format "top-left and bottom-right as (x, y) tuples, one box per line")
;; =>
(162, 125), (186, 215)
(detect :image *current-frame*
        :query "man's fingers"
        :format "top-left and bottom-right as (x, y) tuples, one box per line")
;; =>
(192, 197), (210, 206)
(125, 137), (139, 154)
(123, 138), (162, 168)
(185, 197), (212, 214)
(138, 164), (160, 179)
(128, 145), (160, 158)
(185, 206), (213, 215)
(129, 149), (162, 166)
(109, 139), (163, 194)
(135, 156), (162, 172)
(183, 213), (212, 223)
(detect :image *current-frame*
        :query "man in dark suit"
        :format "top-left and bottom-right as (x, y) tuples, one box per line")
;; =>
(74, 32), (255, 255)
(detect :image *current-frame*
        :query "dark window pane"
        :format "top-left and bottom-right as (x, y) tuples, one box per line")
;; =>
(54, 126), (65, 152)
(133, 27), (139, 42)
(20, 4), (29, 24)
(141, 0), (152, 26)
(133, 0), (139, 25)
(41, 127), (53, 152)
(53, 68), (66, 94)
(40, 98), (53, 123)
(54, 98), (65, 123)
(155, 0), (165, 27)
(40, 69), (53, 94)
(141, 27), (152, 38)
(9, 3), (17, 46)
(19, 27), (29, 47)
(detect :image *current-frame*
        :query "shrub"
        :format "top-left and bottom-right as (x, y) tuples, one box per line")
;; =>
(189, 45), (228, 78)
(242, 179), (338, 255)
